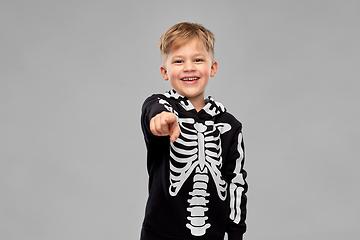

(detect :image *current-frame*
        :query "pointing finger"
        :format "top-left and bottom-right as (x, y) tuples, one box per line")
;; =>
(164, 114), (177, 124)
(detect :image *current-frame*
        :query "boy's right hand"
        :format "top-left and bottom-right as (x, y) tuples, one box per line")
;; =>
(150, 111), (180, 143)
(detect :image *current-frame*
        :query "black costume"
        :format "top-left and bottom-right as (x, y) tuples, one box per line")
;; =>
(140, 90), (247, 240)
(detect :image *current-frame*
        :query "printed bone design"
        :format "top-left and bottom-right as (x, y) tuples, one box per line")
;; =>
(169, 118), (231, 236)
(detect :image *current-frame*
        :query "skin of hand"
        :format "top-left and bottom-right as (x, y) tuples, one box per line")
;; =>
(150, 111), (180, 143)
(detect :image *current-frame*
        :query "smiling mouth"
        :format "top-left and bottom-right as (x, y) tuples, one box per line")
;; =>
(181, 77), (199, 82)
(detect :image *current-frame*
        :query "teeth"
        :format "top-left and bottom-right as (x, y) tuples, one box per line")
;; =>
(182, 77), (198, 81)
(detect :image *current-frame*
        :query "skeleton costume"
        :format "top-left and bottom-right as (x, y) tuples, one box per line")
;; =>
(140, 90), (247, 240)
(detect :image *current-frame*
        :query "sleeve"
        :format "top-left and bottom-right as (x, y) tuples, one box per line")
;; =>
(141, 94), (174, 174)
(141, 94), (172, 140)
(224, 124), (248, 240)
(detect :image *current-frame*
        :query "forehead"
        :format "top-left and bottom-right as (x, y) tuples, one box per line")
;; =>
(169, 39), (208, 56)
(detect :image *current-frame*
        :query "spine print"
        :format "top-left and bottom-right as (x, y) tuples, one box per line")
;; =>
(186, 166), (211, 236)
(186, 123), (210, 235)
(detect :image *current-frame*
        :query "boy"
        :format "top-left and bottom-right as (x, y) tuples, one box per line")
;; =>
(140, 22), (247, 240)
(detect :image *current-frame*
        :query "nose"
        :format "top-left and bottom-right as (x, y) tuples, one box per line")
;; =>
(183, 61), (195, 72)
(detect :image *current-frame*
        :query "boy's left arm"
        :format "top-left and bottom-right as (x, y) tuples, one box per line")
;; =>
(224, 124), (248, 240)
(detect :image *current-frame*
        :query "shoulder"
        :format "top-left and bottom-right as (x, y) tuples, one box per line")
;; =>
(142, 93), (177, 118)
(143, 93), (163, 104)
(143, 93), (179, 105)
(217, 112), (242, 130)
(142, 93), (167, 109)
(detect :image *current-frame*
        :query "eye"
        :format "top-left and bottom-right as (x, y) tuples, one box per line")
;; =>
(174, 60), (183, 64)
(195, 59), (204, 62)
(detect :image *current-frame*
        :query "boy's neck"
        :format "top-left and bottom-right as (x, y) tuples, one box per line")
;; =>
(188, 97), (205, 112)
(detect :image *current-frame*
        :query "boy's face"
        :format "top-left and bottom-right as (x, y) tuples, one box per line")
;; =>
(160, 39), (218, 106)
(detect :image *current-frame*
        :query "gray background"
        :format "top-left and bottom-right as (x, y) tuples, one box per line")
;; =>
(1, 0), (359, 239)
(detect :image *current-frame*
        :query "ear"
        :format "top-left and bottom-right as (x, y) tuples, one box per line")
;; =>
(210, 61), (218, 77)
(160, 66), (169, 81)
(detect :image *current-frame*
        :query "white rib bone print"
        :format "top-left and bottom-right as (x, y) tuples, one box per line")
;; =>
(169, 117), (231, 236)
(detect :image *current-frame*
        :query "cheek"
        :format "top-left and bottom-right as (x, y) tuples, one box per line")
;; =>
(200, 66), (211, 76)
(169, 69), (180, 79)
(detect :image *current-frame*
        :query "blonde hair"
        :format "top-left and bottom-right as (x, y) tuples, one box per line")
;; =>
(159, 22), (215, 65)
